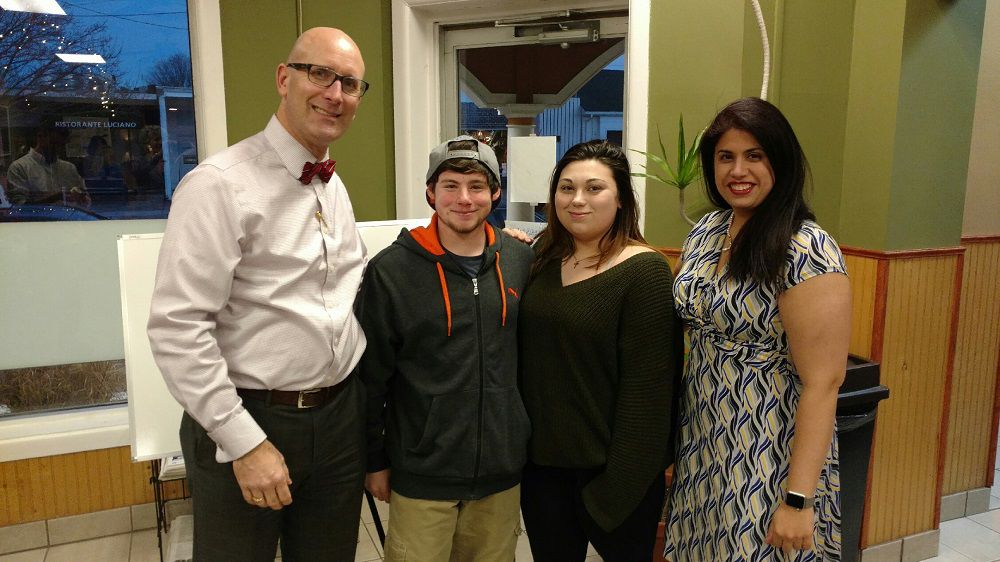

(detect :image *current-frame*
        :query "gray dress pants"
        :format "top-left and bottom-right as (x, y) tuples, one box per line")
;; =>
(179, 375), (365, 562)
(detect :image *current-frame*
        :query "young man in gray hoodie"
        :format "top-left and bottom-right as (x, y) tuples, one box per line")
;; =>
(359, 136), (533, 561)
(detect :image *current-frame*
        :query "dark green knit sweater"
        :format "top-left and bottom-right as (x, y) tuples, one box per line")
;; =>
(518, 251), (683, 532)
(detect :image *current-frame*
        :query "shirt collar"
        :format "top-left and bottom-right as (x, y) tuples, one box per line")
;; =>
(26, 148), (47, 166)
(264, 115), (331, 184)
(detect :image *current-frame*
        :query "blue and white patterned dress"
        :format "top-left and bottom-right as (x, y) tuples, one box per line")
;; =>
(665, 210), (845, 561)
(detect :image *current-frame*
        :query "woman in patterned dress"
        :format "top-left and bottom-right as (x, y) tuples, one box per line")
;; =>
(665, 98), (851, 561)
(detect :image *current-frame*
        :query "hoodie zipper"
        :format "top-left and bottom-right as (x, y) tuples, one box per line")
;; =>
(471, 275), (485, 495)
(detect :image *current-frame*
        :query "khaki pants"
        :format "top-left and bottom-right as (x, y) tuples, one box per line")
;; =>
(383, 485), (520, 562)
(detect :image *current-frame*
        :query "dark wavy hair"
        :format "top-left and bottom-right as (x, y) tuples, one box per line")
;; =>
(700, 97), (815, 287)
(532, 139), (646, 277)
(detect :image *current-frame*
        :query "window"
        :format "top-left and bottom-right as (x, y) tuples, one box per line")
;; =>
(0, 0), (199, 422)
(0, 0), (197, 222)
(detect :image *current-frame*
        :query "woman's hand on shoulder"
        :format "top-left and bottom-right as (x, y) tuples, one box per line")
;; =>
(502, 227), (534, 245)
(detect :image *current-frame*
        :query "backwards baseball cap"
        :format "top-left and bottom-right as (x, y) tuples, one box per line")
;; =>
(425, 135), (501, 186)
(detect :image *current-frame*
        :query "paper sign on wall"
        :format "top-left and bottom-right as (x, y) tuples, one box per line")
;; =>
(507, 136), (556, 205)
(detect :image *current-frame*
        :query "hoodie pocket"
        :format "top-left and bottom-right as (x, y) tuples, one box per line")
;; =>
(403, 389), (478, 478)
(478, 386), (531, 477)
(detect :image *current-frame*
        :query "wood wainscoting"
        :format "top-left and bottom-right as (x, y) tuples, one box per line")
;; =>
(0, 446), (185, 526)
(841, 246), (965, 547)
(943, 237), (1000, 495)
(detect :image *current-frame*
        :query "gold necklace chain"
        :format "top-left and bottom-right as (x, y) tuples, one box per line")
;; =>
(569, 253), (600, 268)
(721, 212), (735, 252)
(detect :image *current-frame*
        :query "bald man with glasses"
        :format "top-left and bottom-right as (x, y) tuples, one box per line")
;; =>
(149, 27), (371, 561)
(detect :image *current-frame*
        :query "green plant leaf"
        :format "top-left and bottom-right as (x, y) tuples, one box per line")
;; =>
(630, 171), (673, 186)
(630, 116), (704, 192)
(677, 115), (686, 177)
(656, 124), (668, 168)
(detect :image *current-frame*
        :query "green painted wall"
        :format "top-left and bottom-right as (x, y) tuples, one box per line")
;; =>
(644, 1), (855, 246)
(886, 0), (985, 249)
(219, 0), (296, 145)
(770, 2), (855, 241)
(643, 1), (747, 246)
(302, 0), (395, 221)
(219, 0), (395, 221)
(838, 1), (907, 250)
(644, 0), (985, 251)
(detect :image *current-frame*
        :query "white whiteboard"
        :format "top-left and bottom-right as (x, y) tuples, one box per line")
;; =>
(118, 218), (428, 462)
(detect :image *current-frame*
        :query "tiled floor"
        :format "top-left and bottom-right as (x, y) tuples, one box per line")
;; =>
(927, 442), (1000, 562)
(0, 495), (600, 562)
(3, 465), (999, 562)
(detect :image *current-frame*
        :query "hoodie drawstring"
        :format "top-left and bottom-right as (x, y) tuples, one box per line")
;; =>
(412, 217), (508, 336)
(436, 262), (452, 336)
(494, 252), (507, 327)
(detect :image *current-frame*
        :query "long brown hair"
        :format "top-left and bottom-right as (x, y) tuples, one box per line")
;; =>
(532, 140), (646, 278)
(700, 98), (814, 287)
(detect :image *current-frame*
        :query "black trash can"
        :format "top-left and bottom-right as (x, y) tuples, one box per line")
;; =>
(838, 355), (890, 562)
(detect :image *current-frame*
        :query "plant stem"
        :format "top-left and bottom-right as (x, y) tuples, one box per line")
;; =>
(678, 188), (696, 226)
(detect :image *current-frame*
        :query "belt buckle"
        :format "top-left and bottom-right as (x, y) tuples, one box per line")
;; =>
(296, 388), (322, 409)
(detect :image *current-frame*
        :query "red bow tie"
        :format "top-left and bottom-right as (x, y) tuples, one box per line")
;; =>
(299, 159), (336, 184)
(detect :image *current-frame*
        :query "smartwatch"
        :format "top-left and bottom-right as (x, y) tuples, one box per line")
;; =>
(784, 491), (815, 510)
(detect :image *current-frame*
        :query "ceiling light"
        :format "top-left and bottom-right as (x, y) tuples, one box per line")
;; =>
(56, 53), (106, 64)
(0, 0), (66, 16)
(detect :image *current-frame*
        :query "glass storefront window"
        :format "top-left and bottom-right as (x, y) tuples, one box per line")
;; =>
(0, 0), (196, 222)
(0, 0), (197, 420)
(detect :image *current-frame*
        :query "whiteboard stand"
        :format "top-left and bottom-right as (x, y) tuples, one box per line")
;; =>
(150, 457), (188, 562)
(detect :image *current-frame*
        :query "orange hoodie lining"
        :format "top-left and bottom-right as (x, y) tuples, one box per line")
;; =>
(410, 216), (506, 336)
(409, 215), (446, 256)
(494, 252), (507, 327)
(410, 214), (495, 256)
(435, 262), (452, 336)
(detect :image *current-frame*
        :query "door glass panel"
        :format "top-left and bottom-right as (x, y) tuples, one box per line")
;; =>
(456, 40), (625, 224)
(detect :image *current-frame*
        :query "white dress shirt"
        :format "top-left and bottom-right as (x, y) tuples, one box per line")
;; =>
(6, 149), (86, 204)
(148, 116), (367, 462)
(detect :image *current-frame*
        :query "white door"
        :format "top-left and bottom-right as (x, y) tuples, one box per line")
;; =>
(391, 0), (650, 222)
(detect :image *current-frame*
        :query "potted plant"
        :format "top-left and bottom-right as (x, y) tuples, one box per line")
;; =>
(632, 115), (704, 227)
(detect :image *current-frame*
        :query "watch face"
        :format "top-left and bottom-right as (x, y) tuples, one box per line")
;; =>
(785, 492), (806, 509)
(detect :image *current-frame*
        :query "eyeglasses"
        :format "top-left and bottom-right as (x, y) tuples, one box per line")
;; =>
(286, 63), (370, 97)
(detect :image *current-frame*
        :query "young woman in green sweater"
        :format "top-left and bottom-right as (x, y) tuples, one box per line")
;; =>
(518, 140), (683, 561)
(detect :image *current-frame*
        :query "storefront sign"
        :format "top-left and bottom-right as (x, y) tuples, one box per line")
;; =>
(55, 120), (139, 129)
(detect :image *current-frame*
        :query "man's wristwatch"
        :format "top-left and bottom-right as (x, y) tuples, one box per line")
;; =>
(784, 491), (815, 510)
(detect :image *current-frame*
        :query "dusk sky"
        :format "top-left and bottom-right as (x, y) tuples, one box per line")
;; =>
(62, 0), (191, 87)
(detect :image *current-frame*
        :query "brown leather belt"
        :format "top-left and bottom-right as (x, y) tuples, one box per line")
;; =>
(236, 376), (350, 409)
